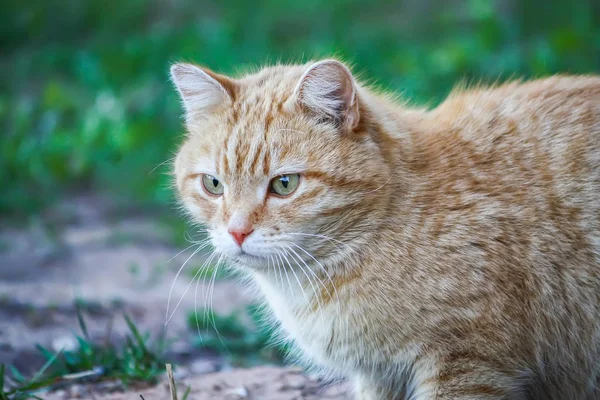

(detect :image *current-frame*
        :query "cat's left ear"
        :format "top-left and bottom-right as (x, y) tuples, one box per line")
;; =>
(294, 60), (360, 133)
(170, 63), (235, 122)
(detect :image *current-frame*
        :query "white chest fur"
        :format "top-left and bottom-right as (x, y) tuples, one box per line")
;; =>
(250, 272), (440, 400)
(251, 272), (351, 371)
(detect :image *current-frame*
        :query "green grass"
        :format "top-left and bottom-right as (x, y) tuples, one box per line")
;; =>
(1, 303), (284, 398)
(1, 309), (167, 399)
(1, 0), (599, 218)
(188, 304), (289, 366)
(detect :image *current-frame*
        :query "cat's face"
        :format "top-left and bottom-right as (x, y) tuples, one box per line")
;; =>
(171, 60), (390, 270)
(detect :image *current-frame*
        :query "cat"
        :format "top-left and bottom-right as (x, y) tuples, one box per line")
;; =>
(169, 58), (600, 399)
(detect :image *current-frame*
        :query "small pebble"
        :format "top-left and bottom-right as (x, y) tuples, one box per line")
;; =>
(224, 386), (248, 399)
(69, 385), (85, 399)
(51, 335), (78, 352)
(189, 359), (218, 375)
(173, 367), (189, 380)
(170, 340), (192, 355)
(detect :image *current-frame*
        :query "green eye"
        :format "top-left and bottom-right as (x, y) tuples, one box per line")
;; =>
(269, 174), (300, 197)
(201, 174), (224, 196)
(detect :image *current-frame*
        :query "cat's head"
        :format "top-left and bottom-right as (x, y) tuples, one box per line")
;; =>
(171, 60), (392, 271)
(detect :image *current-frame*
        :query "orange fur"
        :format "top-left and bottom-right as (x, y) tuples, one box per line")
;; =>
(171, 59), (600, 399)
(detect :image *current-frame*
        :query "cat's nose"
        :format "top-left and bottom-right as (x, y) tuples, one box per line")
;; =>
(228, 227), (254, 246)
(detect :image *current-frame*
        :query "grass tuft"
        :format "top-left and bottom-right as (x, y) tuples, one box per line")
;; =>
(187, 304), (290, 366)
(2, 312), (167, 398)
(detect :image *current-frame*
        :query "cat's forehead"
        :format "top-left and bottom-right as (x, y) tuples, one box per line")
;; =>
(186, 64), (339, 182)
(227, 65), (306, 120)
(202, 67), (313, 174)
(206, 117), (310, 181)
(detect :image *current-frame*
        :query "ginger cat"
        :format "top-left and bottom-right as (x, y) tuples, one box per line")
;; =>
(170, 59), (600, 399)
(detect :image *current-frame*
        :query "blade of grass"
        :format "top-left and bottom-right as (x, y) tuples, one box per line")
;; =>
(35, 344), (67, 373)
(9, 365), (26, 383)
(75, 306), (89, 340)
(6, 376), (59, 397)
(30, 348), (64, 383)
(1, 364), (5, 398)
(181, 386), (191, 400)
(166, 364), (177, 400)
(124, 314), (148, 354)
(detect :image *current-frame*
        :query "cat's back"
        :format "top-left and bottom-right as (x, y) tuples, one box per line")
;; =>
(395, 76), (600, 399)
(416, 75), (600, 205)
(405, 74), (600, 285)
(428, 75), (600, 149)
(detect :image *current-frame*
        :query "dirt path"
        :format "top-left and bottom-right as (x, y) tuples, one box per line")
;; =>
(44, 367), (349, 399)
(0, 196), (349, 398)
(1, 196), (250, 370)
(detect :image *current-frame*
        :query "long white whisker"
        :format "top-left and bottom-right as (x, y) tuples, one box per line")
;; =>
(283, 243), (328, 311)
(273, 254), (285, 293)
(277, 245), (309, 304)
(286, 232), (353, 252)
(166, 247), (214, 326)
(193, 251), (219, 343)
(165, 241), (211, 327)
(208, 255), (231, 355)
(148, 156), (176, 176)
(193, 267), (203, 342)
(282, 243), (323, 311)
(168, 240), (209, 263)
(363, 166), (396, 194)
(275, 250), (295, 304)
(184, 230), (209, 245)
(267, 254), (278, 290)
(200, 252), (219, 332)
(289, 242), (341, 312)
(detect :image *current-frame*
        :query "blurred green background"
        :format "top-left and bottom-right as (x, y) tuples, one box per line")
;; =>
(2, 0), (599, 218)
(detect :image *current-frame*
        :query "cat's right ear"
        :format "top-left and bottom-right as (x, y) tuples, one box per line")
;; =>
(170, 63), (235, 121)
(294, 60), (360, 133)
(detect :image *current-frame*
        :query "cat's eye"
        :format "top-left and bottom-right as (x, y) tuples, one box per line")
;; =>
(201, 174), (224, 196)
(269, 174), (300, 197)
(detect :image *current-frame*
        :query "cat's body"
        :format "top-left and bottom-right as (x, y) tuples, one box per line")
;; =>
(170, 60), (600, 399)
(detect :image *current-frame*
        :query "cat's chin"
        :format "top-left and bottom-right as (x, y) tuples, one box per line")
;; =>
(229, 251), (269, 269)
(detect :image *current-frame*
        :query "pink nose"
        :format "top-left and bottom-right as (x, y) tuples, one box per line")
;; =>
(228, 228), (254, 246)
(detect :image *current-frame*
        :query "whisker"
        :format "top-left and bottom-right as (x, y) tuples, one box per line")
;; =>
(277, 245), (309, 304)
(275, 250), (295, 303)
(168, 240), (208, 263)
(272, 254), (285, 293)
(184, 230), (209, 245)
(267, 254), (278, 289)
(165, 241), (212, 327)
(363, 166), (396, 194)
(207, 255), (231, 355)
(286, 232), (353, 252)
(166, 247), (215, 326)
(148, 156), (176, 176)
(193, 267), (203, 342)
(284, 243), (332, 311)
(282, 243), (325, 311)
(193, 250), (219, 344)
(289, 242), (341, 312)
(200, 251), (219, 334)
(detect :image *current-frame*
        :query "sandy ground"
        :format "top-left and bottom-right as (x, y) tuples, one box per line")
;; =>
(44, 367), (349, 400)
(0, 196), (349, 399)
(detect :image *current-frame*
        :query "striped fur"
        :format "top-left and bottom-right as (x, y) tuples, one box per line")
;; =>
(171, 59), (600, 399)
